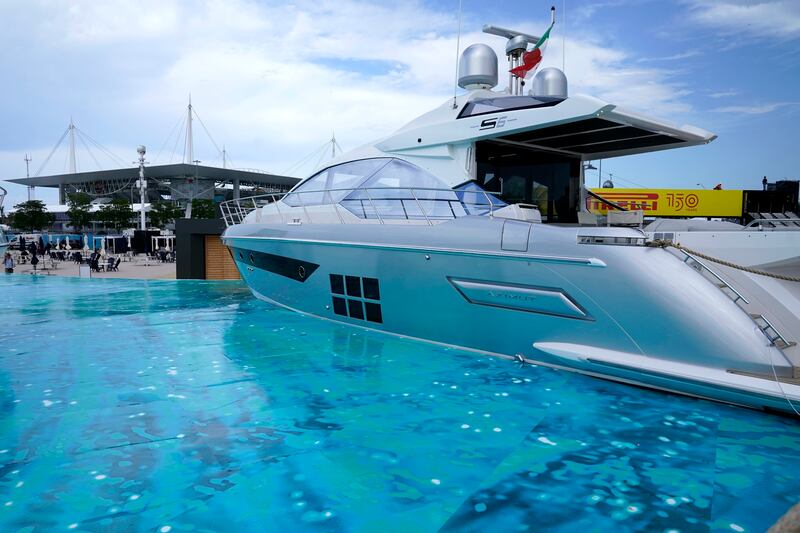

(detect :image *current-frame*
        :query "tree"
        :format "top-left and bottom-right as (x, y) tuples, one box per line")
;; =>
(66, 192), (93, 230)
(149, 201), (184, 229)
(10, 200), (54, 231)
(97, 199), (135, 231)
(191, 199), (216, 219)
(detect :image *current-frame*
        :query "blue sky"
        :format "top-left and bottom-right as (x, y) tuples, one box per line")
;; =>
(1, 0), (798, 207)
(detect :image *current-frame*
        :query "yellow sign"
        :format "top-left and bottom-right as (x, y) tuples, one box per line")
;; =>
(587, 188), (744, 217)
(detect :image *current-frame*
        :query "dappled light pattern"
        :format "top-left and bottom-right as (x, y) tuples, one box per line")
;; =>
(0, 275), (798, 532)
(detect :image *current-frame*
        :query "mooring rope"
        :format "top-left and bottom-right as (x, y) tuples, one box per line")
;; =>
(647, 240), (800, 283)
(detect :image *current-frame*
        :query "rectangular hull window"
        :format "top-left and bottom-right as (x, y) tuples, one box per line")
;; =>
(330, 274), (345, 295)
(329, 274), (383, 324)
(348, 299), (365, 320)
(346, 276), (362, 297)
(362, 277), (380, 300)
(364, 302), (383, 324)
(332, 296), (348, 316)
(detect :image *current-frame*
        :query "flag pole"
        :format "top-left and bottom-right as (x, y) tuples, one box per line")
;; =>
(560, 1), (565, 71)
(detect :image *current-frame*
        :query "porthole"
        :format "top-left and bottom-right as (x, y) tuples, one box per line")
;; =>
(249, 253), (254, 263)
(298, 265), (306, 279)
(238, 251), (243, 260)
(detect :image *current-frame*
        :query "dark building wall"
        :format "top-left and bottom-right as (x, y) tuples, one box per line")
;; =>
(175, 218), (227, 279)
(744, 184), (799, 216)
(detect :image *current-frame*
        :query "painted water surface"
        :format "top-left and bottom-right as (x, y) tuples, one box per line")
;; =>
(0, 275), (798, 532)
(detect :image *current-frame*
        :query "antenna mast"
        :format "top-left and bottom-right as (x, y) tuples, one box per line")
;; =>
(452, 0), (463, 109)
(68, 118), (76, 174)
(24, 154), (33, 201)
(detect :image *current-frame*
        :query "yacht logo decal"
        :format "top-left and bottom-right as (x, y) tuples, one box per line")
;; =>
(329, 274), (382, 324)
(231, 247), (319, 282)
(478, 116), (508, 130)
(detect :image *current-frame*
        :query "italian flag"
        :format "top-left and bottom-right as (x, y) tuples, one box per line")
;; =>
(510, 21), (554, 79)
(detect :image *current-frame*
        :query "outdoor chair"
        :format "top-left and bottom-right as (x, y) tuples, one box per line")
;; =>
(108, 258), (121, 272)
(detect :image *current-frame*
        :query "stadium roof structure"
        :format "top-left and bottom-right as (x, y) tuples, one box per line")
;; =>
(7, 163), (300, 204)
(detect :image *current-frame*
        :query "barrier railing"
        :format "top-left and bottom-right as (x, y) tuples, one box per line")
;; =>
(220, 187), (504, 227)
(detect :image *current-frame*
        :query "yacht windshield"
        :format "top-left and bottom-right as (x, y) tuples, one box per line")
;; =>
(283, 158), (392, 207)
(282, 157), (506, 221)
(454, 181), (506, 215)
(341, 159), (461, 220)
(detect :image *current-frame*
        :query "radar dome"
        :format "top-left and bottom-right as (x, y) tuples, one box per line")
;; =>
(458, 44), (498, 90)
(532, 67), (568, 98)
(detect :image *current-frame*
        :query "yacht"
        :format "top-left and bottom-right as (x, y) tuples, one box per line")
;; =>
(221, 28), (799, 415)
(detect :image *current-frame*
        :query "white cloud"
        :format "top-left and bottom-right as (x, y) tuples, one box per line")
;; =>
(0, 0), (703, 206)
(711, 101), (797, 114)
(708, 90), (738, 98)
(683, 0), (800, 40)
(637, 50), (701, 62)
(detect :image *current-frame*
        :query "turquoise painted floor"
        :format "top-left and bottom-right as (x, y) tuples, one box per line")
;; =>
(0, 275), (798, 532)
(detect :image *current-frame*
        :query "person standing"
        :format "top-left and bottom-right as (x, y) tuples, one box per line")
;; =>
(3, 253), (14, 274)
(763, 176), (768, 191)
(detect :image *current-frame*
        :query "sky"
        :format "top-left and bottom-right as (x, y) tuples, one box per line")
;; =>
(1, 0), (799, 207)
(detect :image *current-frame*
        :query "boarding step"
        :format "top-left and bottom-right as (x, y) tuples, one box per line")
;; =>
(750, 313), (797, 351)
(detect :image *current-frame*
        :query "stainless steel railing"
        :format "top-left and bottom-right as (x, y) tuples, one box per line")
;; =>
(744, 218), (800, 230)
(219, 186), (504, 227)
(676, 247), (749, 305)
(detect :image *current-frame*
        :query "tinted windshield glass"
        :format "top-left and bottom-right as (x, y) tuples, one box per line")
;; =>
(341, 159), (458, 220)
(284, 159), (391, 206)
(355, 159), (448, 190)
(455, 181), (506, 215)
(458, 96), (562, 119)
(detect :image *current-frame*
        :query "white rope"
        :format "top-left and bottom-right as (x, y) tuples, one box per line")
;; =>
(766, 345), (800, 417)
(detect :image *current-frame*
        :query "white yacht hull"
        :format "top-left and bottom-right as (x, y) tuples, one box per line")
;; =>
(223, 217), (799, 415)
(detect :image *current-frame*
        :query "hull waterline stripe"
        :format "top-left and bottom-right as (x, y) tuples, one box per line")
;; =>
(223, 235), (605, 267)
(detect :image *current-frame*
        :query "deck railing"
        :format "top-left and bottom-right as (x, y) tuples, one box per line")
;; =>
(219, 186), (504, 227)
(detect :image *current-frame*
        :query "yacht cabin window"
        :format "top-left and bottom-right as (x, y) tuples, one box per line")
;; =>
(458, 96), (563, 119)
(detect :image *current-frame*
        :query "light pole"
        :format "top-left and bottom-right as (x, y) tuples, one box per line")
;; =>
(136, 145), (148, 230)
(24, 154), (33, 201)
(184, 160), (201, 219)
